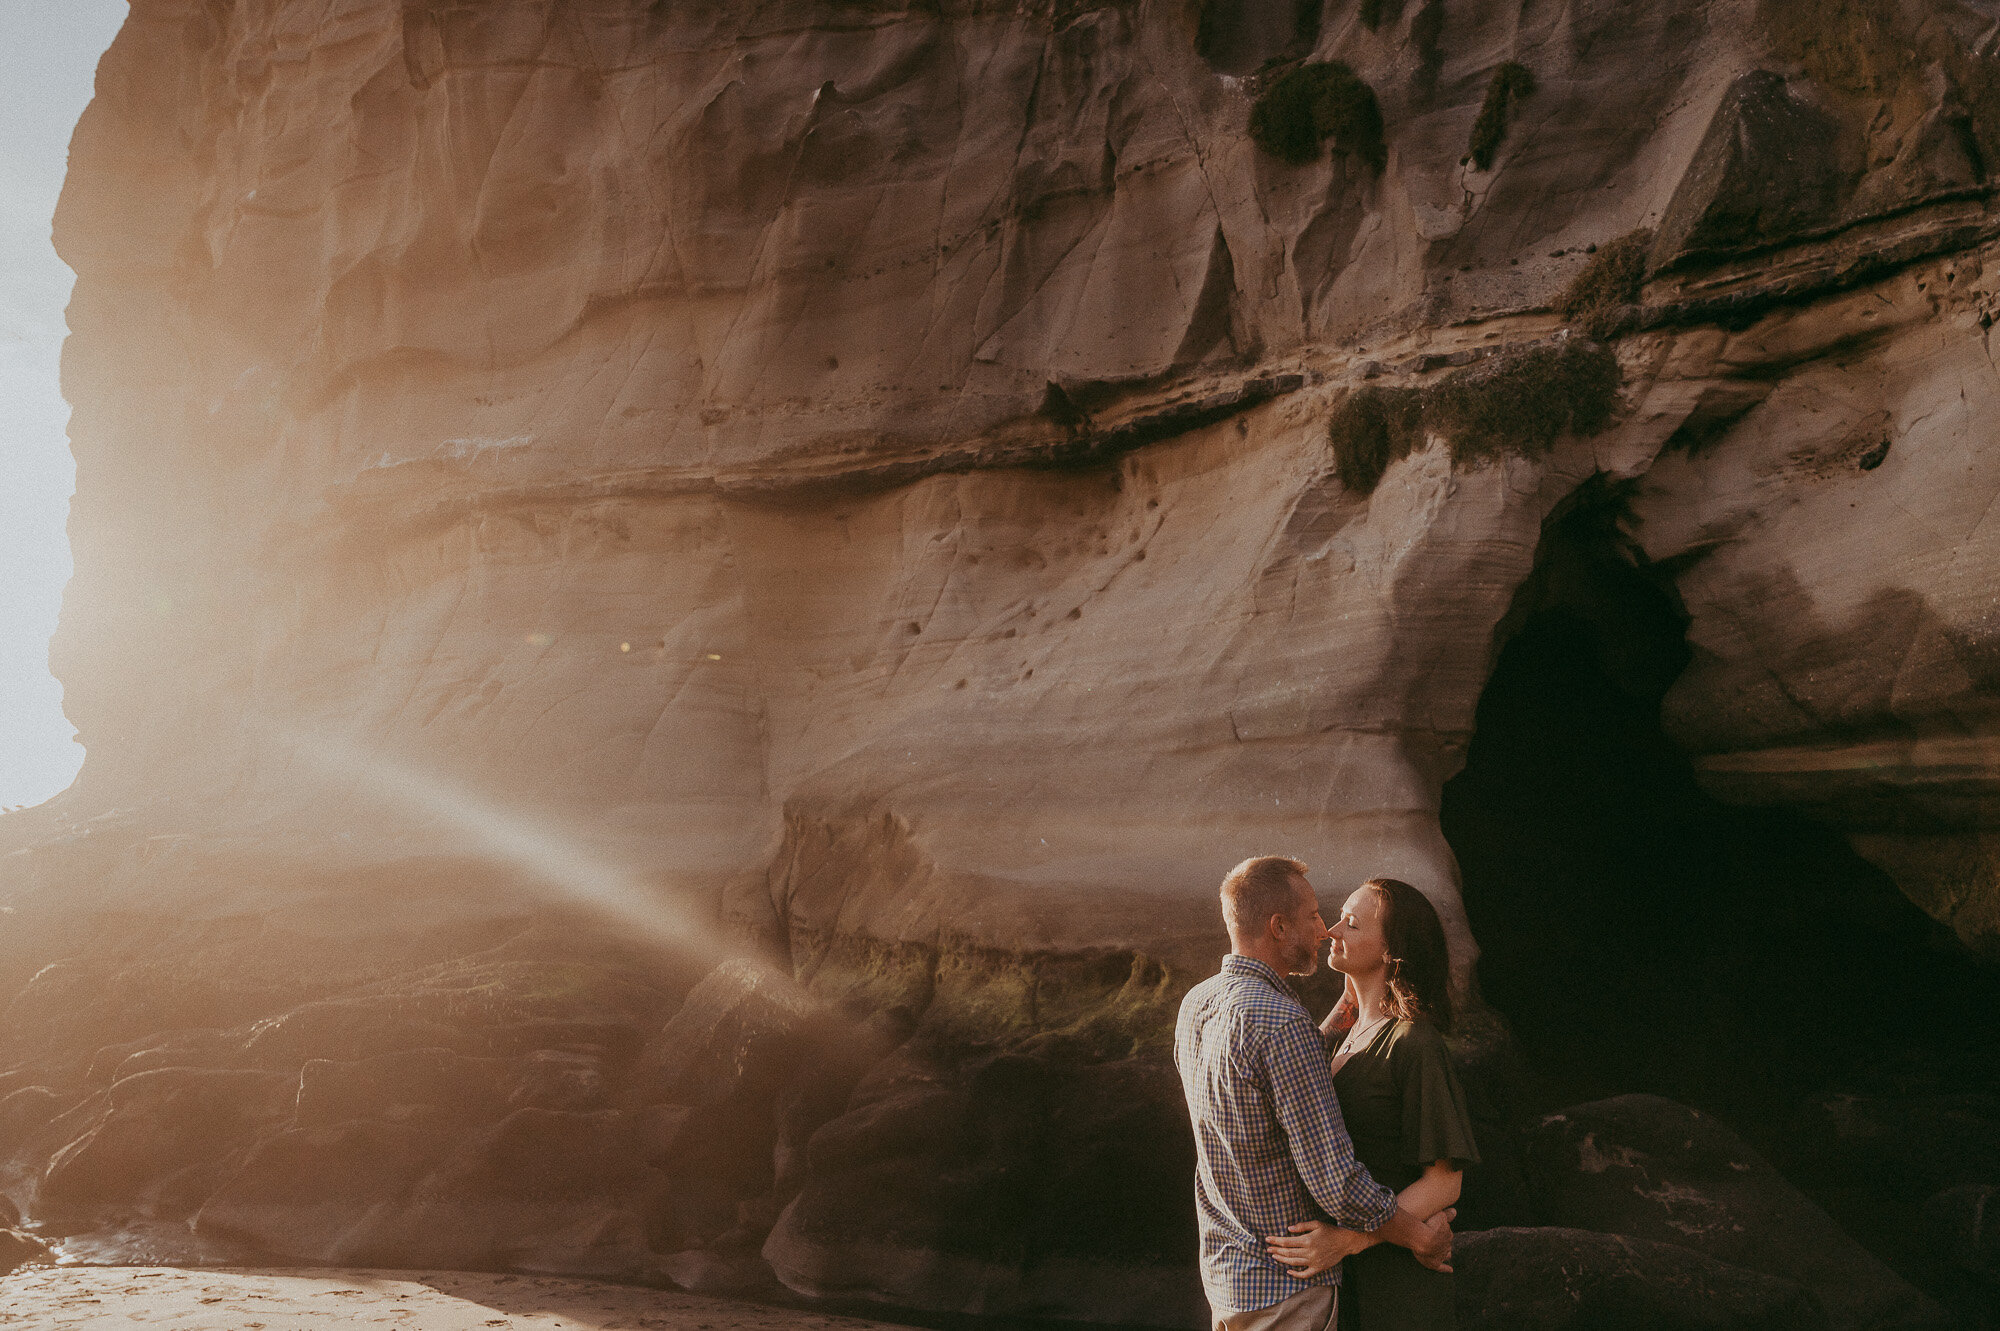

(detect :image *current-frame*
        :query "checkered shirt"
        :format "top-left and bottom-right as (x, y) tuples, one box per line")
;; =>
(1173, 954), (1398, 1316)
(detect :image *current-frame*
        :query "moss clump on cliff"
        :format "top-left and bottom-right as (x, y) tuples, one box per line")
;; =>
(1554, 229), (1654, 336)
(1427, 340), (1621, 462)
(1250, 61), (1387, 170)
(1328, 385), (1425, 493)
(1468, 62), (1537, 170)
(1328, 340), (1621, 495)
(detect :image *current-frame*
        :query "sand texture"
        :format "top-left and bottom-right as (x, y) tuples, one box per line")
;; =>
(0, 1267), (903, 1330)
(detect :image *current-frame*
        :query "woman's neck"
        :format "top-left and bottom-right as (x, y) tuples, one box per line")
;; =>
(1353, 970), (1391, 1025)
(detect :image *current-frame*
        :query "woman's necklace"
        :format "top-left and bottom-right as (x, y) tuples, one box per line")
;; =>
(1336, 1013), (1392, 1058)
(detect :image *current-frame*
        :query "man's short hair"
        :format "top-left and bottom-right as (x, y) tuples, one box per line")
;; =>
(1220, 855), (1309, 936)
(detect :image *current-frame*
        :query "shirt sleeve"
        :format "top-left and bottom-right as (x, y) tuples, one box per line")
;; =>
(1260, 1010), (1399, 1230)
(1393, 1024), (1482, 1169)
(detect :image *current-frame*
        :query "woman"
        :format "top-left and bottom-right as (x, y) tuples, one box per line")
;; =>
(1265, 878), (1479, 1331)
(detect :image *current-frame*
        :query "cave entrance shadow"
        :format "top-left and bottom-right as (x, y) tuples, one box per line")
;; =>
(1439, 484), (2000, 1319)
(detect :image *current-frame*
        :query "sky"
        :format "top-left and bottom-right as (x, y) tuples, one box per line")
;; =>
(0, 1), (129, 810)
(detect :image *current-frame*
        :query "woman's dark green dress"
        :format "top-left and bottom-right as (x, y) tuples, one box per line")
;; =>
(1330, 1017), (1480, 1331)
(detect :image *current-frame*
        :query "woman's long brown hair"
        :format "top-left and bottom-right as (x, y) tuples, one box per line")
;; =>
(1330, 878), (1455, 1034)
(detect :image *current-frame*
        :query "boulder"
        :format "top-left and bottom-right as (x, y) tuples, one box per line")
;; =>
(1524, 1096), (1951, 1331)
(1922, 1182), (1999, 1285)
(1651, 71), (1855, 271)
(1454, 1226), (1828, 1331)
(765, 1051), (1203, 1328)
(192, 1118), (453, 1259)
(332, 1107), (666, 1278)
(630, 959), (824, 1245)
(33, 1068), (292, 1228)
(0, 1227), (50, 1278)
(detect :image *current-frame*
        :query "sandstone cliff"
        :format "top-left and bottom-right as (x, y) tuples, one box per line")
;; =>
(5, 1), (2000, 1326)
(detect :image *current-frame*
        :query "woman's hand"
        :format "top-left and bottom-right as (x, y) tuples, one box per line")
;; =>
(1319, 975), (1361, 1039)
(1264, 1220), (1374, 1278)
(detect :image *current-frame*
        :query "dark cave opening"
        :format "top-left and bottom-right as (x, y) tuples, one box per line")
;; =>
(1440, 488), (2000, 1322)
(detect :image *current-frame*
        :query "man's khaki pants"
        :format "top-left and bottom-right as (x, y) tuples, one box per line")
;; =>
(1215, 1286), (1338, 1331)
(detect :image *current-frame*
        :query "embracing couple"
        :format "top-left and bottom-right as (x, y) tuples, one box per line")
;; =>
(1174, 856), (1479, 1331)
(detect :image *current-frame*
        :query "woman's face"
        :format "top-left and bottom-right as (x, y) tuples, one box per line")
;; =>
(1328, 887), (1389, 977)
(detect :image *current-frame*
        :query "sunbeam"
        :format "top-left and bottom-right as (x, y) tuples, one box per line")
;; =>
(276, 727), (751, 967)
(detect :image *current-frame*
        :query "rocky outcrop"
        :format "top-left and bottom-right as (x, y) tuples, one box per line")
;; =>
(1524, 1096), (1949, 1331)
(1454, 1227), (1829, 1331)
(4, 0), (2000, 1326)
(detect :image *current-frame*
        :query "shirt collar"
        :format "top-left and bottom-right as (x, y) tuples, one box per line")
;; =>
(1222, 953), (1289, 990)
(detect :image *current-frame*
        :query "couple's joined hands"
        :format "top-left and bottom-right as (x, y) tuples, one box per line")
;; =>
(1264, 1207), (1456, 1278)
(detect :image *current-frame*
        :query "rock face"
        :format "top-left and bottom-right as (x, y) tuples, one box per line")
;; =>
(5, 0), (2000, 1326)
(1523, 1096), (1948, 1331)
(1453, 1226), (1830, 1331)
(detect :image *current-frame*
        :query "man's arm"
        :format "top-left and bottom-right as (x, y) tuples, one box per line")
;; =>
(1262, 1016), (1453, 1270)
(1261, 1012), (1397, 1230)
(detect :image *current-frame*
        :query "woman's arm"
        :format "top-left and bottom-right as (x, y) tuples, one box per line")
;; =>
(1397, 1159), (1461, 1222)
(1319, 974), (1361, 1040)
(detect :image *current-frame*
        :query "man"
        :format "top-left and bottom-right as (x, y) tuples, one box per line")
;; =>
(1174, 855), (1453, 1331)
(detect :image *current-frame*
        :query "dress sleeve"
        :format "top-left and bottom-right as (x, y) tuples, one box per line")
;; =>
(1394, 1023), (1482, 1169)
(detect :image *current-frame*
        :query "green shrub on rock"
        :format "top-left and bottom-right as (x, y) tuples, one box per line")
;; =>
(1328, 385), (1424, 493)
(1426, 339), (1621, 464)
(1468, 61), (1536, 170)
(1554, 229), (1654, 336)
(1328, 340), (1621, 496)
(1249, 61), (1387, 170)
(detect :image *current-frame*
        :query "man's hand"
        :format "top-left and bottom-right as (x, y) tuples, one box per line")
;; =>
(1408, 1208), (1456, 1273)
(1264, 1220), (1372, 1279)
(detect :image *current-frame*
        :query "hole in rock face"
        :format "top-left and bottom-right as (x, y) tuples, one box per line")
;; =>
(1446, 492), (1997, 1113)
(1441, 487), (2000, 1309)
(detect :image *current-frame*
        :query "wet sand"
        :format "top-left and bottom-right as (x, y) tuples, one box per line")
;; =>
(0, 1267), (908, 1329)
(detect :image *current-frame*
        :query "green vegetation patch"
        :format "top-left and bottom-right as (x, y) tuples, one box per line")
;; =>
(1328, 340), (1621, 495)
(1468, 62), (1537, 170)
(1250, 61), (1387, 170)
(1328, 385), (1425, 494)
(1554, 229), (1654, 336)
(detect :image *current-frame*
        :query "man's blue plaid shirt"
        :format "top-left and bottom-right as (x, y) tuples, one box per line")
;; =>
(1174, 954), (1398, 1316)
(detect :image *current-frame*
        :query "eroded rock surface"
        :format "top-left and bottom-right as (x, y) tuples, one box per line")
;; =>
(5, 0), (2000, 1326)
(1524, 1096), (1948, 1331)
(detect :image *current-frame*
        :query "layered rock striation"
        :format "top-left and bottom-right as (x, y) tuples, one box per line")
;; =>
(5, 0), (2000, 1326)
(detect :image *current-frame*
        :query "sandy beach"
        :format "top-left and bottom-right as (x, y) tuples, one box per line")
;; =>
(0, 1267), (908, 1330)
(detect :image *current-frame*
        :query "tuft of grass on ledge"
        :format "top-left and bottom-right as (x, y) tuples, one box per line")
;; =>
(1554, 229), (1654, 337)
(1328, 385), (1425, 493)
(1249, 61), (1387, 170)
(1468, 61), (1536, 170)
(1328, 340), (1621, 495)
